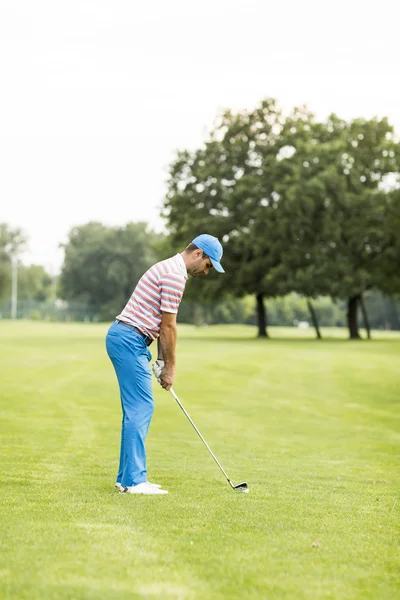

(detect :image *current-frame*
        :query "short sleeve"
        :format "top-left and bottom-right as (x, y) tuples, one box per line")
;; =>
(159, 274), (186, 314)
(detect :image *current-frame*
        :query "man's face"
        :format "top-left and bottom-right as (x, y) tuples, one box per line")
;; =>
(188, 251), (213, 277)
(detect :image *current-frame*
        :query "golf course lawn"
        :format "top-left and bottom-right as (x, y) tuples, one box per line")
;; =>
(0, 321), (399, 599)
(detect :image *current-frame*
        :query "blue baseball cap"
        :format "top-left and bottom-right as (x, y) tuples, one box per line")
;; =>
(192, 234), (225, 273)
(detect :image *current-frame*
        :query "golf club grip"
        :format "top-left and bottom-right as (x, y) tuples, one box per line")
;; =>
(169, 387), (230, 481)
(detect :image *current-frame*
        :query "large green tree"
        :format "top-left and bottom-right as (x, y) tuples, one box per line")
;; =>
(165, 101), (338, 337)
(375, 187), (400, 296)
(164, 99), (293, 336)
(267, 113), (400, 338)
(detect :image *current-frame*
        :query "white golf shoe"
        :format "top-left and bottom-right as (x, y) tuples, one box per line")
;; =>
(115, 481), (162, 490)
(119, 482), (168, 495)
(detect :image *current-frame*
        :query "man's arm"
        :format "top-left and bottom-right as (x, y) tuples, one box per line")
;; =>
(157, 311), (177, 390)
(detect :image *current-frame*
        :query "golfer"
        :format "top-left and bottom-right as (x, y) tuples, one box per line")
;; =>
(106, 234), (225, 495)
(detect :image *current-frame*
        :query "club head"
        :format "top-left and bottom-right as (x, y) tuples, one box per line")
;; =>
(233, 482), (249, 493)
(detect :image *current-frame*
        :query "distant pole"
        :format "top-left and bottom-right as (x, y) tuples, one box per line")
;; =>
(11, 254), (18, 319)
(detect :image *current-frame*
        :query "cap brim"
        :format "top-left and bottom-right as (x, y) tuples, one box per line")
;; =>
(210, 258), (225, 273)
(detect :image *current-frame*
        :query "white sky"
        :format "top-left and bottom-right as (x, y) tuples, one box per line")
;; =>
(1, 0), (399, 273)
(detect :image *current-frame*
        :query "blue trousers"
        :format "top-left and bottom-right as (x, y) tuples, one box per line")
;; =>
(105, 321), (153, 487)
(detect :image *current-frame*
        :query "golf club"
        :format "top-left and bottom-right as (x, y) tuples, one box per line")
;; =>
(169, 387), (249, 493)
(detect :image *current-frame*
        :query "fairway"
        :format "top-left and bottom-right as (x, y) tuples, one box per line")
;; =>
(1, 322), (399, 600)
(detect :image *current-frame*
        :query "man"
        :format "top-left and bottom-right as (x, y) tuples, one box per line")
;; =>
(105, 234), (225, 495)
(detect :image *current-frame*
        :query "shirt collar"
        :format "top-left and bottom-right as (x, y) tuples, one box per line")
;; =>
(175, 253), (188, 280)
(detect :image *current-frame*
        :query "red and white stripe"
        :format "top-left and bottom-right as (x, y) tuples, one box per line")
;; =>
(116, 254), (187, 339)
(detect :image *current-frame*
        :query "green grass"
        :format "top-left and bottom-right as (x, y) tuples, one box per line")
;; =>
(0, 321), (399, 600)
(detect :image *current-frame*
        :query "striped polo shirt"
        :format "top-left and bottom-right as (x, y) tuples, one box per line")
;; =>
(116, 254), (188, 340)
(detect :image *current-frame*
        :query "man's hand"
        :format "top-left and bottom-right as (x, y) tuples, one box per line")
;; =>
(152, 359), (175, 391)
(152, 359), (165, 382)
(159, 365), (175, 391)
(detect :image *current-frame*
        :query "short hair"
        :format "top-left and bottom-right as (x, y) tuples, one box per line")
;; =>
(185, 243), (209, 258)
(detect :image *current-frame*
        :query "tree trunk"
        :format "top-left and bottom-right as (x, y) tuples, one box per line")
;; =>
(256, 293), (268, 338)
(347, 295), (361, 339)
(359, 293), (371, 340)
(307, 298), (322, 339)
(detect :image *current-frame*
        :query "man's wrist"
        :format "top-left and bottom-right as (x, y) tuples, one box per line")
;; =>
(163, 361), (175, 369)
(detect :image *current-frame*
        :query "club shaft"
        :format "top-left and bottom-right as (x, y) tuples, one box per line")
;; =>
(169, 387), (233, 486)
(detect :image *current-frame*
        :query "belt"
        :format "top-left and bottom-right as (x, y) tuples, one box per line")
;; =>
(116, 320), (153, 346)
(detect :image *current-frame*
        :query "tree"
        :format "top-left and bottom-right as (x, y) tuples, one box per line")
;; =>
(0, 223), (27, 300)
(322, 118), (400, 338)
(164, 99), (292, 337)
(17, 265), (54, 302)
(264, 114), (400, 339)
(374, 187), (400, 296)
(164, 102), (344, 338)
(59, 221), (163, 319)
